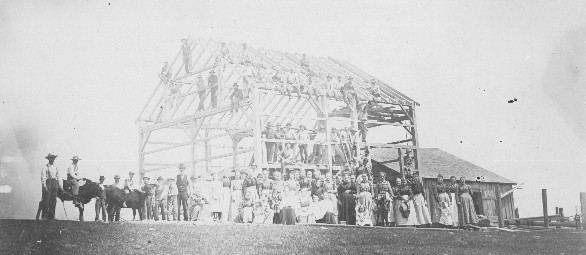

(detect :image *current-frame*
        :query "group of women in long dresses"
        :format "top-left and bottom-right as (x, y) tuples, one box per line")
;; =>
(190, 168), (478, 228)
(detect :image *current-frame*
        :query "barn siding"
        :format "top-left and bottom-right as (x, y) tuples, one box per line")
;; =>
(423, 179), (516, 224)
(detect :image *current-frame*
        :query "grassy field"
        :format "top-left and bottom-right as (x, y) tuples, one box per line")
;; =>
(0, 219), (584, 255)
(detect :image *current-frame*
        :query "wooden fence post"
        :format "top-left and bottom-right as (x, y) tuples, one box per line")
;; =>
(542, 189), (549, 228)
(580, 192), (586, 230)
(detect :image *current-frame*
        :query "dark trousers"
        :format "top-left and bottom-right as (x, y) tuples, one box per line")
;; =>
(211, 88), (218, 107)
(95, 198), (107, 221)
(358, 122), (368, 142)
(154, 199), (166, 221)
(177, 192), (189, 221)
(266, 142), (276, 163)
(312, 144), (323, 164)
(143, 196), (153, 220)
(198, 92), (206, 110)
(43, 179), (59, 220)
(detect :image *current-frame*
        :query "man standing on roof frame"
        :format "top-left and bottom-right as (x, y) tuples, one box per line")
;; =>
(181, 38), (191, 73)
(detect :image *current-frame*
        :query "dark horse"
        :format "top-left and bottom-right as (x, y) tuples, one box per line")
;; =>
(105, 186), (149, 222)
(35, 178), (102, 221)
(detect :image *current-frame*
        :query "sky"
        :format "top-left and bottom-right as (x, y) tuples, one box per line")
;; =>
(1, 0), (585, 219)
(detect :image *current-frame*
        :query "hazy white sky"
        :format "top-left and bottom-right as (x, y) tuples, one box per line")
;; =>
(1, 0), (585, 219)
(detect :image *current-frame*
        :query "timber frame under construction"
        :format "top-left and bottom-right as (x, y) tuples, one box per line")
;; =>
(136, 37), (421, 179)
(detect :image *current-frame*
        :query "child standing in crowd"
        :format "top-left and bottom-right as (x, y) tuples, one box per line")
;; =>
(240, 191), (255, 223)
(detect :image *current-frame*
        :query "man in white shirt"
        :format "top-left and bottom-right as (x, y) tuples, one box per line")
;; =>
(196, 74), (206, 111)
(67, 156), (82, 208)
(312, 128), (327, 166)
(41, 153), (62, 220)
(297, 125), (310, 164)
(95, 176), (107, 222)
(112, 175), (124, 190)
(124, 171), (137, 194)
(153, 176), (169, 221)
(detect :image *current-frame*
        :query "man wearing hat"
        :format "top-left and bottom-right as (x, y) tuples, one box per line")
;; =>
(357, 103), (369, 143)
(113, 174), (124, 190)
(176, 163), (190, 221)
(153, 176), (168, 221)
(67, 156), (82, 208)
(262, 122), (277, 163)
(41, 153), (62, 220)
(158, 61), (172, 84)
(141, 176), (154, 220)
(230, 82), (244, 113)
(208, 70), (219, 108)
(181, 38), (191, 73)
(196, 73), (207, 111)
(297, 125), (310, 164)
(312, 127), (327, 166)
(124, 171), (137, 194)
(95, 176), (107, 222)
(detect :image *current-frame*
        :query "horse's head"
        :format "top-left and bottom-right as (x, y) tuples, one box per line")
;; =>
(79, 178), (102, 203)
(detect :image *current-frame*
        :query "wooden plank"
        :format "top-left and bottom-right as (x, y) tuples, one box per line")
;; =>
(580, 192), (586, 230)
(495, 185), (504, 228)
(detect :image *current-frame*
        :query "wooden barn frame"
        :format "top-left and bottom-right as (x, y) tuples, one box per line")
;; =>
(136, 37), (421, 179)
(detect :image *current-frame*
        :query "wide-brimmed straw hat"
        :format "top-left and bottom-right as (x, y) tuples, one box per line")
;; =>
(45, 153), (57, 159)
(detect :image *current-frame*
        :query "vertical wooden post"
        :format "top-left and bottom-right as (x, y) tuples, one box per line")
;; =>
(324, 96), (332, 175)
(398, 148), (404, 180)
(580, 192), (586, 229)
(542, 189), (549, 228)
(252, 88), (263, 174)
(205, 127), (210, 174)
(410, 105), (420, 171)
(232, 138), (238, 169)
(138, 129), (145, 182)
(495, 185), (504, 228)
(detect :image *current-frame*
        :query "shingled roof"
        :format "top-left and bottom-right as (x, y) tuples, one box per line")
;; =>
(369, 148), (516, 184)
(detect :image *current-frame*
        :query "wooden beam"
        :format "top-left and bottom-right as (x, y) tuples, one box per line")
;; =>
(142, 141), (192, 155)
(141, 101), (251, 133)
(500, 182), (526, 199)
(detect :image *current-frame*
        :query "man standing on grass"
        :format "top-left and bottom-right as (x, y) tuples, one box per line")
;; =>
(176, 164), (190, 221)
(95, 176), (107, 222)
(41, 153), (62, 220)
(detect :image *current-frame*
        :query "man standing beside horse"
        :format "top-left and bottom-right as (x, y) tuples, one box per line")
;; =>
(41, 153), (62, 220)
(95, 176), (107, 222)
(67, 156), (83, 209)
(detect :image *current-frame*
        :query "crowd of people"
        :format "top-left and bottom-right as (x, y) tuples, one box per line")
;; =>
(40, 152), (478, 228)
(158, 39), (383, 119)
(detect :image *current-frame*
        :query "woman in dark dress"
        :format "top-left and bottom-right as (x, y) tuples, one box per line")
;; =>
(337, 173), (357, 225)
(458, 177), (478, 225)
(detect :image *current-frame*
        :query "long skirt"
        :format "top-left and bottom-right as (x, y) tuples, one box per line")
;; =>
(220, 187), (231, 222)
(460, 193), (478, 225)
(324, 212), (338, 224)
(229, 190), (243, 221)
(242, 207), (253, 223)
(412, 193), (432, 225)
(339, 193), (356, 225)
(394, 197), (417, 226)
(450, 193), (460, 227)
(388, 198), (395, 223)
(281, 207), (296, 225)
(437, 193), (454, 226)
(297, 205), (315, 224)
(356, 191), (374, 226)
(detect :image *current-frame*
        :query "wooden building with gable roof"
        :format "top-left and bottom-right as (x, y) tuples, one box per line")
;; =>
(369, 147), (517, 221)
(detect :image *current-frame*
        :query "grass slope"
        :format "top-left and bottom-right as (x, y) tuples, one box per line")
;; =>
(0, 220), (584, 255)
